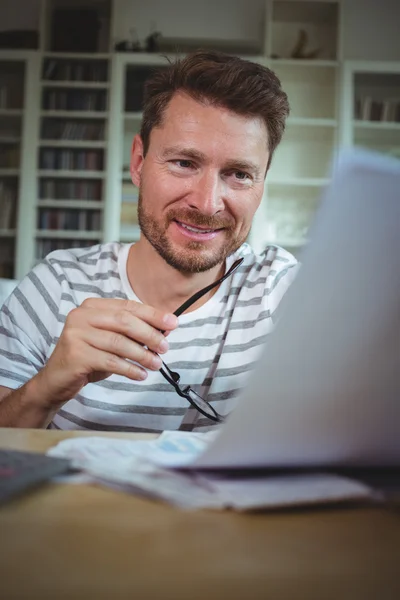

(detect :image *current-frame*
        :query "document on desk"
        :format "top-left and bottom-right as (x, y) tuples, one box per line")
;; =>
(48, 432), (374, 511)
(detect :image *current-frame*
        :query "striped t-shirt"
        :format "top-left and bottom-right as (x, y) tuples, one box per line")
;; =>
(0, 242), (297, 432)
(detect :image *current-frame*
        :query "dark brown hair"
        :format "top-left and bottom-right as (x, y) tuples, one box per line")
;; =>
(140, 50), (290, 168)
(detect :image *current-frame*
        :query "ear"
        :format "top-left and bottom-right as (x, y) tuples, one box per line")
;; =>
(130, 134), (144, 187)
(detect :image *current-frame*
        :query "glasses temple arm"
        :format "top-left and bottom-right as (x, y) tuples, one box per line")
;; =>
(172, 257), (244, 318)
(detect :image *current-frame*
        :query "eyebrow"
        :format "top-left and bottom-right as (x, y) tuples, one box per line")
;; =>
(162, 146), (262, 177)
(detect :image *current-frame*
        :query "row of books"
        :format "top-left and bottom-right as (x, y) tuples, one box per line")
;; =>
(40, 149), (103, 171)
(0, 82), (24, 110)
(40, 179), (102, 200)
(43, 90), (107, 112)
(0, 182), (17, 229)
(0, 145), (20, 169)
(36, 238), (97, 260)
(38, 209), (102, 231)
(355, 96), (400, 122)
(43, 60), (109, 83)
(41, 120), (105, 141)
(0, 240), (14, 278)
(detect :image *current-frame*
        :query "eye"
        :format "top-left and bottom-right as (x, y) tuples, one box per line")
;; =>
(173, 159), (193, 169)
(234, 171), (250, 180)
(228, 170), (252, 184)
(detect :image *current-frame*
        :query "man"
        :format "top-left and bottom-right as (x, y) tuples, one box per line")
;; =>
(0, 51), (297, 432)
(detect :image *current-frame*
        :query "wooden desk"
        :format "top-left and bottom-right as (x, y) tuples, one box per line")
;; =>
(0, 429), (399, 600)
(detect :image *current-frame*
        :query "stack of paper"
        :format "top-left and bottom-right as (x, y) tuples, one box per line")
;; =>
(48, 432), (373, 511)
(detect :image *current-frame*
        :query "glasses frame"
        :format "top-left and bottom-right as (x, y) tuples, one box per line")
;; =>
(157, 257), (244, 423)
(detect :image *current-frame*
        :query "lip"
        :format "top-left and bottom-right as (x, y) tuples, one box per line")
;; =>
(173, 219), (222, 241)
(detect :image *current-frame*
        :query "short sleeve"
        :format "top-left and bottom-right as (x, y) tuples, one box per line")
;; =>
(0, 259), (62, 390)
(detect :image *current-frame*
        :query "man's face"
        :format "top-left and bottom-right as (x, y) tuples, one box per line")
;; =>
(131, 92), (269, 273)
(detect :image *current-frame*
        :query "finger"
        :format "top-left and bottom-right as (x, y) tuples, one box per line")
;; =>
(81, 308), (170, 354)
(86, 346), (149, 381)
(80, 298), (178, 331)
(82, 327), (163, 371)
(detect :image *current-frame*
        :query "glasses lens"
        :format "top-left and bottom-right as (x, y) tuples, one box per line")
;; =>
(184, 387), (222, 422)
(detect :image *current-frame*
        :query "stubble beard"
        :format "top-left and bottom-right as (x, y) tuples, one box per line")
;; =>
(137, 190), (248, 274)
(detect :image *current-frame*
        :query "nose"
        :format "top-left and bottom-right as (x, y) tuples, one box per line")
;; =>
(187, 170), (225, 216)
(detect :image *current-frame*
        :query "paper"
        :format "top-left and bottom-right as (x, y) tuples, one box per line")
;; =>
(48, 433), (373, 510)
(48, 431), (215, 468)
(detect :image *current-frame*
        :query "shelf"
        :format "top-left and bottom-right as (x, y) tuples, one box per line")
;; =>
(119, 53), (180, 66)
(43, 52), (111, 60)
(42, 81), (109, 89)
(269, 59), (338, 68)
(0, 168), (20, 176)
(287, 117), (337, 127)
(41, 111), (108, 119)
(38, 170), (105, 179)
(0, 109), (23, 116)
(353, 120), (400, 131)
(268, 178), (329, 187)
(124, 112), (143, 121)
(37, 200), (104, 210)
(39, 140), (106, 148)
(36, 230), (102, 240)
(0, 230), (16, 238)
(0, 137), (21, 144)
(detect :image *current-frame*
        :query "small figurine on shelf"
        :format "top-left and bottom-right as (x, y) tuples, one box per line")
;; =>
(145, 31), (162, 53)
(290, 29), (321, 59)
(114, 28), (142, 52)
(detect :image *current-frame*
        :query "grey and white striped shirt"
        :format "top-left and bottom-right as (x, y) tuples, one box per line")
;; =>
(0, 242), (297, 432)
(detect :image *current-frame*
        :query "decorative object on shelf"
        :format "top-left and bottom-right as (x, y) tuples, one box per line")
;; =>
(145, 31), (162, 53)
(115, 28), (142, 52)
(290, 30), (321, 60)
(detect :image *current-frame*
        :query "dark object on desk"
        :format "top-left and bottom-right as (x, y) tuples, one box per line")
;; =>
(51, 9), (100, 53)
(0, 448), (71, 504)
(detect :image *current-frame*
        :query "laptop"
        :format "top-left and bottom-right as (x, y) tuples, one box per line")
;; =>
(190, 148), (400, 470)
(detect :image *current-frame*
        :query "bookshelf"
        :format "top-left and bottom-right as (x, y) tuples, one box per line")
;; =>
(250, 0), (341, 255)
(0, 53), (32, 278)
(341, 61), (400, 164)
(35, 54), (110, 262)
(0, 0), (399, 278)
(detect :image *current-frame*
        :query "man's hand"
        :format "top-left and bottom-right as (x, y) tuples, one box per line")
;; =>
(36, 298), (178, 409)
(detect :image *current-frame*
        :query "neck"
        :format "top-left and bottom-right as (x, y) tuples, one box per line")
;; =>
(126, 237), (226, 314)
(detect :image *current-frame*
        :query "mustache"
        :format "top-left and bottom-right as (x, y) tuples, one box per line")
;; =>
(166, 208), (235, 230)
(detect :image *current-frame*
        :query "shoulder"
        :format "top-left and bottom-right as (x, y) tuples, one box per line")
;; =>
(233, 242), (298, 279)
(43, 241), (122, 280)
(229, 243), (298, 310)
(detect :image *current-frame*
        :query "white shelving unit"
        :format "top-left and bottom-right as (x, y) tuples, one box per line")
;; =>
(1, 0), (399, 277)
(249, 0), (342, 255)
(0, 51), (39, 279)
(340, 60), (400, 162)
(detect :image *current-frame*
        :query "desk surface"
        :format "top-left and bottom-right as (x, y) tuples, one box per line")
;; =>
(0, 428), (399, 600)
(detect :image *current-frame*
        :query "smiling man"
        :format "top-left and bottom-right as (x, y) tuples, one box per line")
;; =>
(0, 51), (298, 432)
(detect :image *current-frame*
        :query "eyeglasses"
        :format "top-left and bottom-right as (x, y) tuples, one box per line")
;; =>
(158, 257), (244, 423)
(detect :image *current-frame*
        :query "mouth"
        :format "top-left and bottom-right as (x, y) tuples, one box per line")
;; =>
(173, 219), (223, 241)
